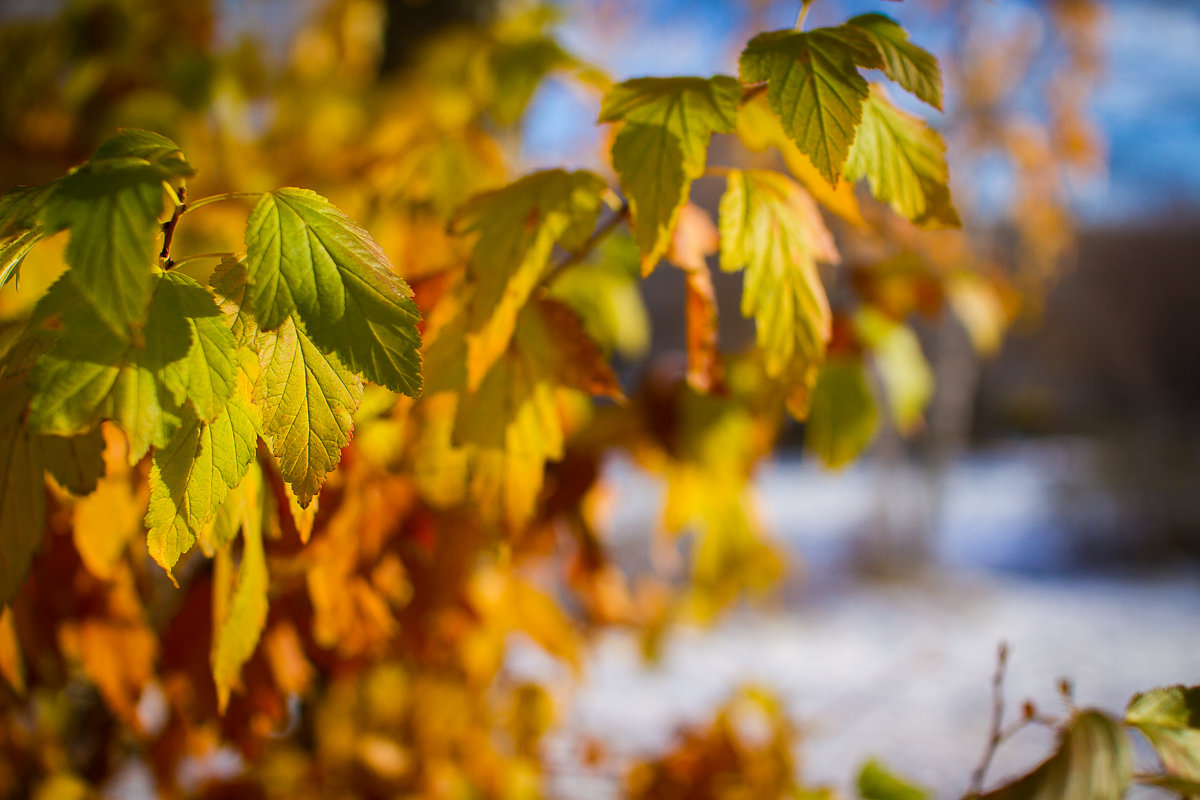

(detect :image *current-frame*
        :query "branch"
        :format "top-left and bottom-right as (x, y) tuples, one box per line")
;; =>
(543, 201), (630, 284)
(159, 186), (186, 266)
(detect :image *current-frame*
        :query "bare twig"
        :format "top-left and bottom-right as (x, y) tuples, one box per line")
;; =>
(968, 642), (1010, 796)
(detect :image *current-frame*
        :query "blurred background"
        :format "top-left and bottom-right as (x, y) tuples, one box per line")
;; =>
(0, 0), (1197, 797)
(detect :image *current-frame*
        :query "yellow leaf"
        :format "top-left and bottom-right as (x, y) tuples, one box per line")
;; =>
(0, 606), (24, 694)
(73, 424), (142, 580)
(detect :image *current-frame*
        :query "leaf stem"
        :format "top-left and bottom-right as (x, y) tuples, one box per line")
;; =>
(544, 201), (630, 284)
(182, 191), (265, 215)
(170, 251), (240, 268)
(796, 0), (815, 30)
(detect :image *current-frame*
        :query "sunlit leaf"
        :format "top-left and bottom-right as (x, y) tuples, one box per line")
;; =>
(845, 86), (959, 227)
(740, 27), (880, 183)
(845, 14), (943, 110)
(91, 128), (195, 179)
(599, 76), (740, 271)
(719, 169), (837, 379)
(255, 316), (362, 508)
(805, 357), (879, 469)
(976, 711), (1132, 800)
(1126, 686), (1200, 784)
(244, 188), (422, 396)
(212, 462), (267, 713)
(452, 169), (606, 389)
(73, 426), (142, 580)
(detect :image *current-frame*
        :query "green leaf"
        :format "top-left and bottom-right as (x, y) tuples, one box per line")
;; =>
(805, 357), (879, 469)
(40, 158), (167, 338)
(39, 427), (106, 496)
(740, 28), (879, 183)
(856, 308), (933, 434)
(858, 759), (931, 800)
(1126, 686), (1200, 784)
(254, 316), (362, 508)
(28, 276), (190, 462)
(243, 188), (422, 396)
(451, 169), (606, 389)
(157, 272), (237, 423)
(718, 169), (836, 378)
(145, 391), (259, 574)
(599, 76), (740, 270)
(845, 14), (943, 110)
(845, 87), (959, 227)
(91, 129), (194, 179)
(0, 378), (45, 607)
(976, 711), (1132, 800)
(0, 182), (60, 289)
(211, 461), (267, 713)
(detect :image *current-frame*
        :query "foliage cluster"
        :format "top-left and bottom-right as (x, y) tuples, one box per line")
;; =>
(0, 0), (1189, 798)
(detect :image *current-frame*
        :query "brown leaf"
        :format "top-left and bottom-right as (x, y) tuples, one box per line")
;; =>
(667, 203), (725, 393)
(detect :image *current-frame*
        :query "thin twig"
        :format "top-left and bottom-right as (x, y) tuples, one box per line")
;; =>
(968, 642), (1009, 796)
(159, 186), (186, 266)
(543, 201), (630, 284)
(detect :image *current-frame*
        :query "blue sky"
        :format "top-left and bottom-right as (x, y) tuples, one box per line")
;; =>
(523, 0), (1200, 226)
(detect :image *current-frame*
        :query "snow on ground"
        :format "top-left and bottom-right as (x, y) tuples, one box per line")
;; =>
(529, 447), (1200, 799)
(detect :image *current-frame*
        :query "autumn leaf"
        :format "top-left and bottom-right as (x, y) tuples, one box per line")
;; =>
(599, 76), (740, 272)
(844, 86), (960, 228)
(719, 169), (837, 379)
(452, 169), (607, 389)
(977, 711), (1131, 800)
(0, 377), (44, 607)
(1126, 686), (1200, 785)
(666, 203), (724, 392)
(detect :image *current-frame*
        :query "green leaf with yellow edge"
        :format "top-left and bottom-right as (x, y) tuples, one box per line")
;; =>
(845, 14), (943, 110)
(858, 759), (930, 800)
(805, 357), (879, 469)
(40, 157), (167, 338)
(740, 27), (881, 183)
(145, 389), (259, 575)
(91, 129), (194, 179)
(244, 188), (422, 396)
(0, 183), (62, 290)
(255, 316), (362, 508)
(0, 229), (41, 291)
(855, 308), (933, 435)
(976, 710), (1131, 800)
(27, 275), (190, 463)
(719, 169), (837, 378)
(211, 461), (267, 713)
(452, 169), (606, 389)
(736, 93), (866, 227)
(845, 86), (960, 227)
(599, 76), (740, 271)
(157, 272), (237, 423)
(1126, 686), (1200, 784)
(39, 426), (106, 496)
(0, 377), (45, 607)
